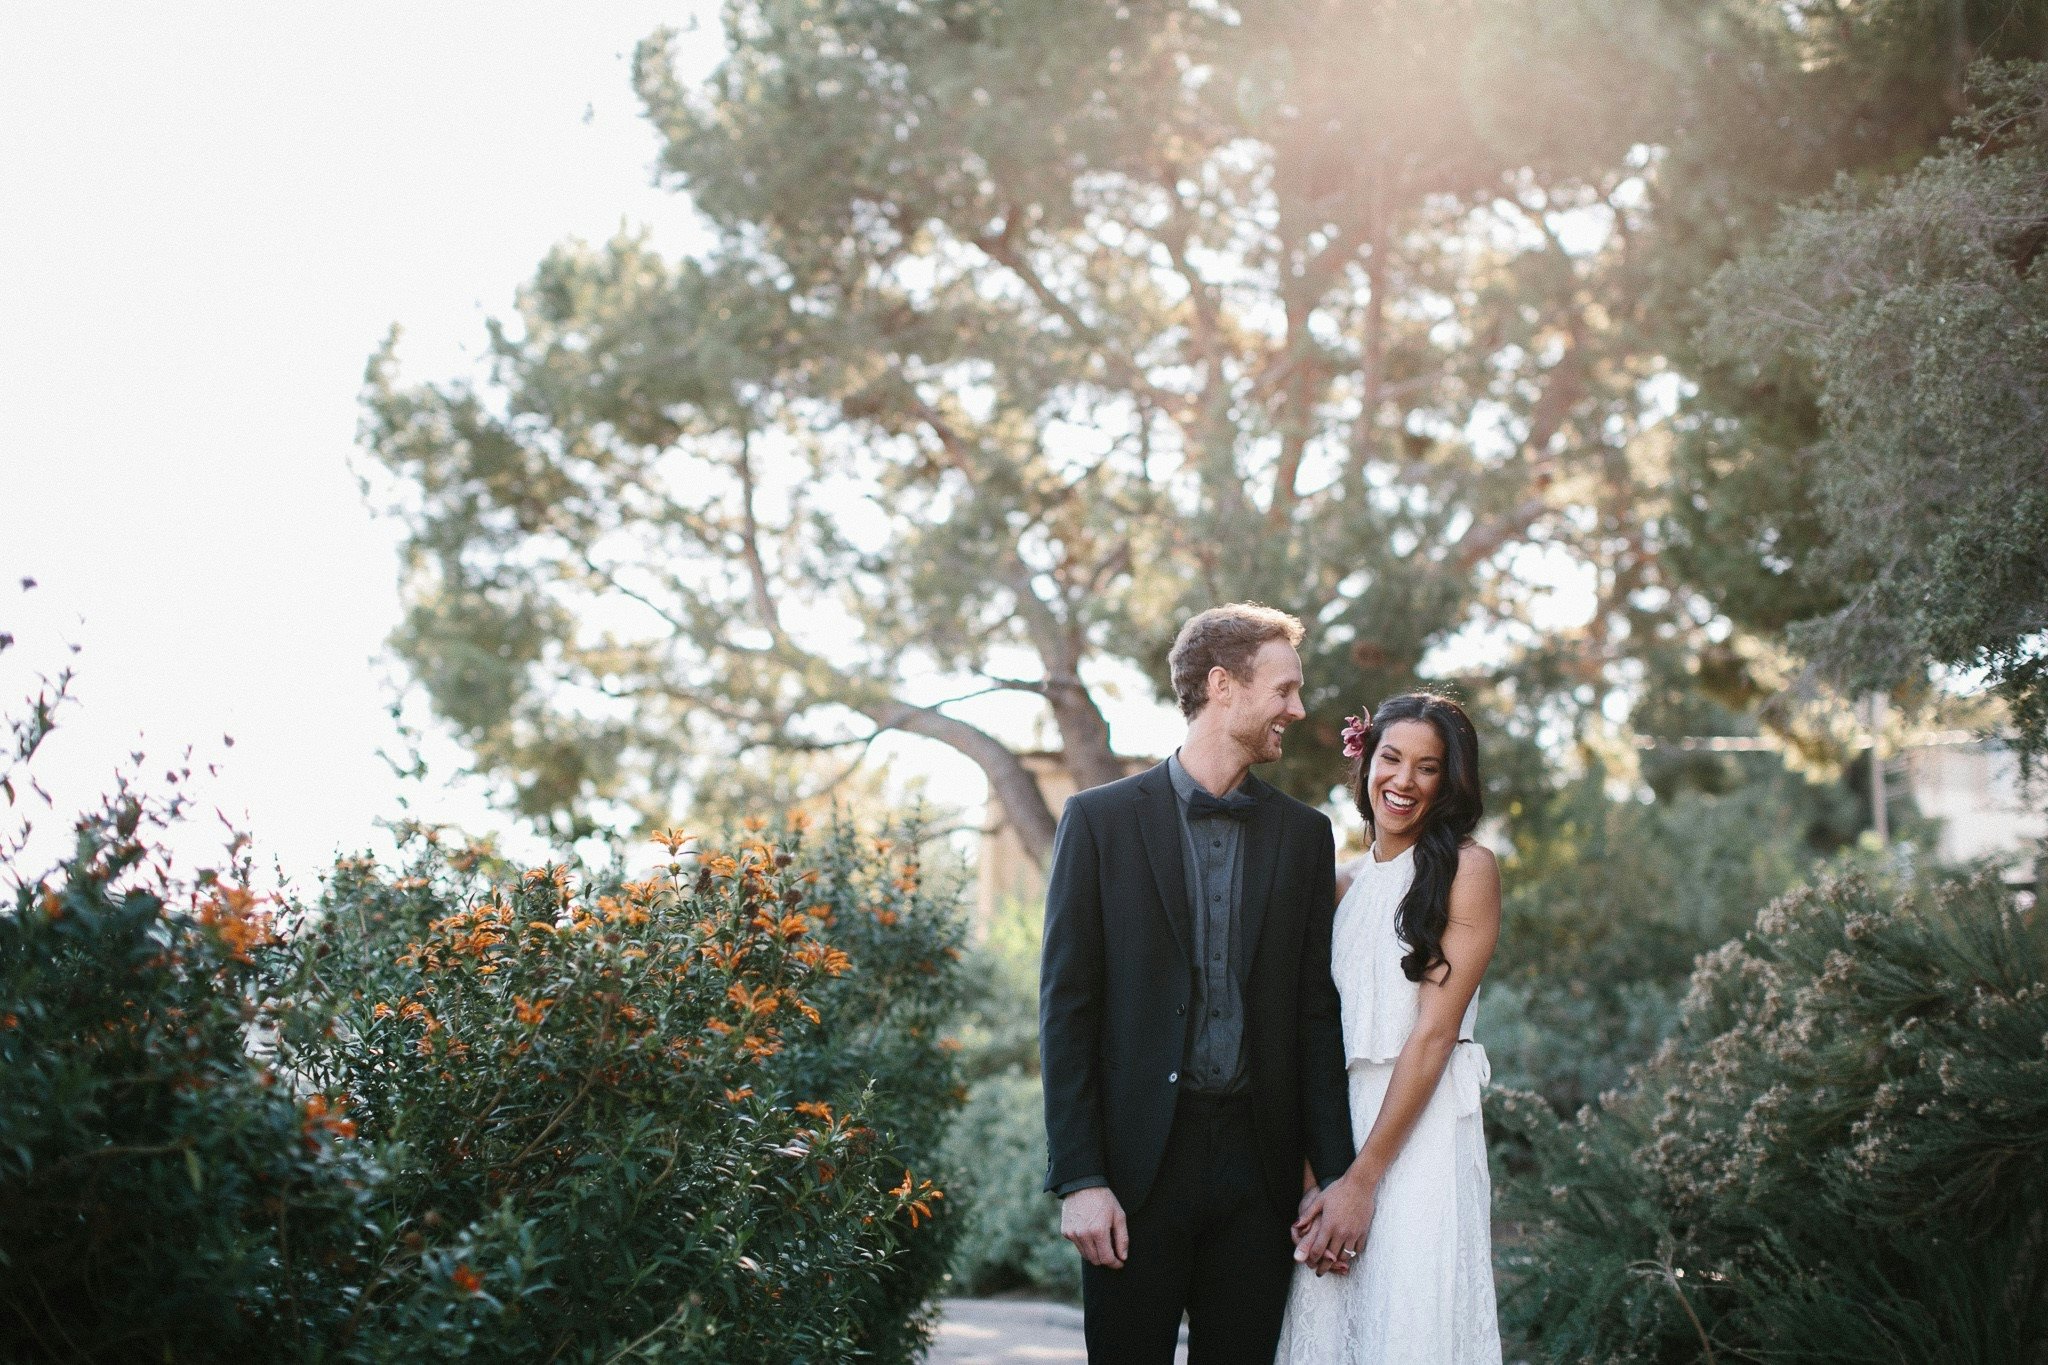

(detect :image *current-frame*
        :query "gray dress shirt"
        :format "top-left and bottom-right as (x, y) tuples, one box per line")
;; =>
(1166, 751), (1253, 1097)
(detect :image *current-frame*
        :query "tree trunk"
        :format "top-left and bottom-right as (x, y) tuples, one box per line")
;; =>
(1045, 674), (1128, 793)
(1347, 235), (1387, 490)
(863, 699), (1059, 868)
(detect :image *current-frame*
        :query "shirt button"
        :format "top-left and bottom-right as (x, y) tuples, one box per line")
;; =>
(1212, 951), (1222, 962)
(1211, 839), (1221, 848)
(1211, 1009), (1221, 1017)
(1175, 1004), (1186, 1016)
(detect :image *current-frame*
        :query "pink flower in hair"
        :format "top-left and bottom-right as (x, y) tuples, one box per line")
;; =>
(1340, 714), (1371, 760)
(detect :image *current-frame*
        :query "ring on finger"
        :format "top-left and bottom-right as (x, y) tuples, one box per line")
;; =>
(1341, 1247), (1358, 1259)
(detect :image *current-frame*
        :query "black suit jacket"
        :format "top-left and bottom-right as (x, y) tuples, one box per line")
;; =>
(1039, 761), (1354, 1216)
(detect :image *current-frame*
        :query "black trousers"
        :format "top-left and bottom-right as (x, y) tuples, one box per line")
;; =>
(1081, 1091), (1297, 1365)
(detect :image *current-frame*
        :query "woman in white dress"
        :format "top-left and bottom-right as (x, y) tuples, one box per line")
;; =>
(1275, 692), (1503, 1364)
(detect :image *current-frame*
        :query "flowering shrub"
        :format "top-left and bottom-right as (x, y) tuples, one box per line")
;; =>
(0, 783), (375, 1359)
(1495, 870), (2048, 1362)
(1, 778), (964, 1362)
(296, 814), (965, 1362)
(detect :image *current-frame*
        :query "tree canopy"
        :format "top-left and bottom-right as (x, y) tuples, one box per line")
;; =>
(1698, 60), (2048, 756)
(361, 0), (2048, 857)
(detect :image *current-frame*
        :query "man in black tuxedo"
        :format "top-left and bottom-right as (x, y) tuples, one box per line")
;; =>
(1039, 603), (1354, 1363)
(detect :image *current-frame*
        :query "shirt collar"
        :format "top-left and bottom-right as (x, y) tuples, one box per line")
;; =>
(1167, 750), (1258, 806)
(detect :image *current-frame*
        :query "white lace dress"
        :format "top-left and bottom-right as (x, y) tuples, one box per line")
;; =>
(1273, 844), (1502, 1364)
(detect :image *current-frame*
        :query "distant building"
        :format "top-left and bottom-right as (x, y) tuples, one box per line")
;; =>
(1902, 738), (2046, 883)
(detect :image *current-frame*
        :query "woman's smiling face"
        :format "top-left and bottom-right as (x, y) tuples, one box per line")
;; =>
(1367, 717), (1445, 839)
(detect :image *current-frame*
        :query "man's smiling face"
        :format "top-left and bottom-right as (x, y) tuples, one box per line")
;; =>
(1219, 638), (1306, 767)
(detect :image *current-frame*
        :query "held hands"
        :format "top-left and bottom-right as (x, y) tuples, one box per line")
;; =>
(1291, 1171), (1377, 1277)
(1060, 1186), (1129, 1269)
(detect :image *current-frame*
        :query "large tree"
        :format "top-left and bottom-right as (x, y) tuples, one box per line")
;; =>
(1644, 2), (2048, 710)
(370, 0), (2031, 859)
(364, 0), (1697, 859)
(1698, 60), (2048, 755)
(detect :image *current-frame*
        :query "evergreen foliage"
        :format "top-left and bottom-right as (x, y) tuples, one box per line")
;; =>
(1496, 869), (2048, 1362)
(1487, 762), (1874, 1113)
(1700, 60), (2048, 756)
(938, 1070), (1075, 1299)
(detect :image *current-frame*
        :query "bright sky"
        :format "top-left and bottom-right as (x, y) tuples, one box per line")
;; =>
(2, 3), (1162, 890)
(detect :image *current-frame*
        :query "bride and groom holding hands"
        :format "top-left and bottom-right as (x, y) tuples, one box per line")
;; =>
(1039, 602), (1503, 1363)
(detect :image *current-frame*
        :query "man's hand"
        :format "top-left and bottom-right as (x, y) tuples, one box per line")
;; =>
(1061, 1186), (1130, 1269)
(1292, 1171), (1376, 1276)
(1296, 1180), (1321, 1227)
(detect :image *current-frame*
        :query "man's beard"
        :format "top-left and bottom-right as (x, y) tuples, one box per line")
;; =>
(1229, 710), (1284, 765)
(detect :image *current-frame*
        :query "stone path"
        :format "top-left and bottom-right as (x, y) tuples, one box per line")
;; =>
(929, 1299), (1186, 1364)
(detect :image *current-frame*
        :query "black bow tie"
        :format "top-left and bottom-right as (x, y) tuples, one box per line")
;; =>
(1186, 785), (1258, 821)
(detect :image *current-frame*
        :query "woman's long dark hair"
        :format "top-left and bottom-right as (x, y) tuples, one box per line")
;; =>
(1349, 692), (1483, 984)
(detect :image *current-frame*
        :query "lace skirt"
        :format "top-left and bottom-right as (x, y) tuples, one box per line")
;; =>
(1273, 1047), (1502, 1364)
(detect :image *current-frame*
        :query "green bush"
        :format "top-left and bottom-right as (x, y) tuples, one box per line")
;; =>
(940, 1070), (1075, 1299)
(938, 896), (1077, 1299)
(0, 783), (374, 1359)
(1490, 769), (1865, 1113)
(1, 777), (966, 1361)
(1495, 870), (2048, 1363)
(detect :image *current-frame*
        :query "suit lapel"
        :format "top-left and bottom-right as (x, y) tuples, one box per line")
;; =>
(1133, 763), (1193, 966)
(1236, 775), (1285, 986)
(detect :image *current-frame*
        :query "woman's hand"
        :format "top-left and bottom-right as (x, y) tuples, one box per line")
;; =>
(1292, 1170), (1377, 1276)
(1289, 1186), (1343, 1275)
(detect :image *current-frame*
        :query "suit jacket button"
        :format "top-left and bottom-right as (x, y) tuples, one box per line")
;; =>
(1175, 1005), (1186, 1016)
(1168, 1071), (1179, 1084)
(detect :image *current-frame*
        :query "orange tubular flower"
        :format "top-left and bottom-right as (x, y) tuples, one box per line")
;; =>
(301, 1094), (357, 1145)
(699, 941), (749, 972)
(888, 1169), (944, 1228)
(197, 883), (277, 964)
(726, 983), (779, 1016)
(818, 947), (851, 977)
